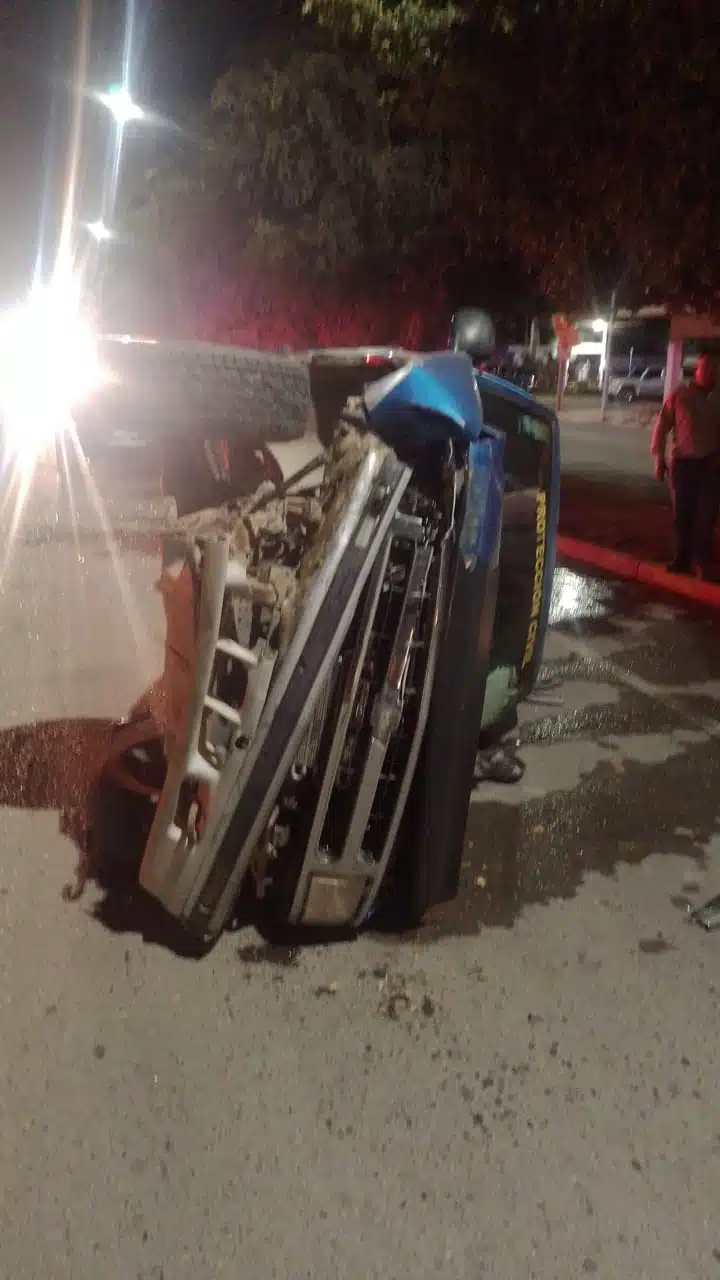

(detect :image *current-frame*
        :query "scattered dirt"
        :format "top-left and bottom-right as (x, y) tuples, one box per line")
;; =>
(237, 943), (299, 967)
(638, 937), (676, 955)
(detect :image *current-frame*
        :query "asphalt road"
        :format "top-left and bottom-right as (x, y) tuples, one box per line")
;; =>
(28, 391), (659, 504)
(1, 478), (719, 1279)
(555, 402), (658, 488)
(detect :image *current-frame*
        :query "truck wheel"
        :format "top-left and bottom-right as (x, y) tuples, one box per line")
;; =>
(74, 341), (312, 446)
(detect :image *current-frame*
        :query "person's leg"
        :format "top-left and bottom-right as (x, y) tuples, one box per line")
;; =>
(669, 457), (700, 571)
(693, 461), (720, 577)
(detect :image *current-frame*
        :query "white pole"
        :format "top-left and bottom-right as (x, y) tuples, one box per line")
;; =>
(555, 350), (568, 413)
(663, 336), (683, 401)
(600, 288), (617, 421)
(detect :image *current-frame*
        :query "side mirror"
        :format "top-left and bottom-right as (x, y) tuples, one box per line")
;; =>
(448, 308), (496, 362)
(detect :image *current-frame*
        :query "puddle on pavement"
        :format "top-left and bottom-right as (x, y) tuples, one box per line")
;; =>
(411, 734), (720, 942)
(552, 568), (720, 674)
(550, 568), (647, 629)
(518, 652), (680, 750)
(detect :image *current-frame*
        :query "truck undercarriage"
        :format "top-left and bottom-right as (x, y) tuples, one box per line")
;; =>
(61, 337), (558, 950)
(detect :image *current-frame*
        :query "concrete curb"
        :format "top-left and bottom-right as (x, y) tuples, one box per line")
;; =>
(557, 534), (720, 608)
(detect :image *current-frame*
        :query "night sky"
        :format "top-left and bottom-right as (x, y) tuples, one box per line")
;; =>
(0, 0), (272, 297)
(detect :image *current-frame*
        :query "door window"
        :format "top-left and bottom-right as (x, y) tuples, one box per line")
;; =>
(479, 390), (553, 491)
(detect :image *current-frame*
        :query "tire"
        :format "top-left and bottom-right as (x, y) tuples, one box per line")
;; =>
(620, 388), (636, 404)
(74, 340), (312, 446)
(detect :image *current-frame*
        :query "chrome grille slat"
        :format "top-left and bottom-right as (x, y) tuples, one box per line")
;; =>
(339, 543), (433, 866)
(294, 663), (342, 775)
(288, 536), (393, 921)
(288, 507), (443, 927)
(355, 537), (449, 924)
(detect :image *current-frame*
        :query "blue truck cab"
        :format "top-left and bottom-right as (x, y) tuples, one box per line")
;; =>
(310, 329), (560, 747)
(359, 337), (561, 918)
(447, 310), (560, 741)
(474, 369), (560, 738)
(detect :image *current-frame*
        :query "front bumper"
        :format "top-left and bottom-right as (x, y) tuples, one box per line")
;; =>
(139, 443), (414, 941)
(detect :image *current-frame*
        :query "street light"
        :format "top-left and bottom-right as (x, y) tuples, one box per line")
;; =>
(592, 316), (610, 384)
(598, 292), (618, 421)
(85, 218), (114, 243)
(97, 85), (145, 127)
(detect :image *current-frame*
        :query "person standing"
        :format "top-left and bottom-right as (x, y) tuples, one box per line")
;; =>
(650, 353), (720, 579)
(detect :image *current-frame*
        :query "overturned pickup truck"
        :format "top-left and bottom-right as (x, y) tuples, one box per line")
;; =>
(77, 313), (559, 949)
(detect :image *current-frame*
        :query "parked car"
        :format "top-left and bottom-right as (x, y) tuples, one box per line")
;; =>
(68, 316), (559, 950)
(607, 367), (666, 403)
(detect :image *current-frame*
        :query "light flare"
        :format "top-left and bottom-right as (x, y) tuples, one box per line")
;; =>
(0, 0), (157, 688)
(0, 269), (105, 469)
(97, 84), (145, 127)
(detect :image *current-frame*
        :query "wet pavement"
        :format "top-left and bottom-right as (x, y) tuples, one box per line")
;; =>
(433, 568), (720, 939)
(557, 407), (656, 486)
(0, 513), (719, 1277)
(559, 412), (657, 483)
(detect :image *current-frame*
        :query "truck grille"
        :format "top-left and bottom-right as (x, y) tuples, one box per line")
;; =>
(286, 491), (445, 926)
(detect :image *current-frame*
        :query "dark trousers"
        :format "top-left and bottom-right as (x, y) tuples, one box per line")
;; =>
(670, 456), (720, 570)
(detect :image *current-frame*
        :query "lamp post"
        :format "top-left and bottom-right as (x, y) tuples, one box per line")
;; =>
(87, 83), (149, 317)
(592, 316), (609, 394)
(599, 289), (618, 422)
(96, 85), (145, 128)
(94, 82), (148, 221)
(85, 218), (114, 243)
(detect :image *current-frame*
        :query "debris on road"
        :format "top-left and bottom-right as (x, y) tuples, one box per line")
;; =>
(474, 743), (526, 785)
(690, 893), (720, 931)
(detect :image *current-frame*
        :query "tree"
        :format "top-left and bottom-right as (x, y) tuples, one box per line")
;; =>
(303, 0), (463, 69)
(120, 0), (719, 341)
(306, 0), (720, 310)
(209, 46), (446, 273)
(127, 28), (447, 277)
(115, 26), (455, 337)
(115, 22), (459, 340)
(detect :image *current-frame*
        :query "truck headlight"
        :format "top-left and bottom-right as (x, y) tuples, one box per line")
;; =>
(0, 274), (105, 469)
